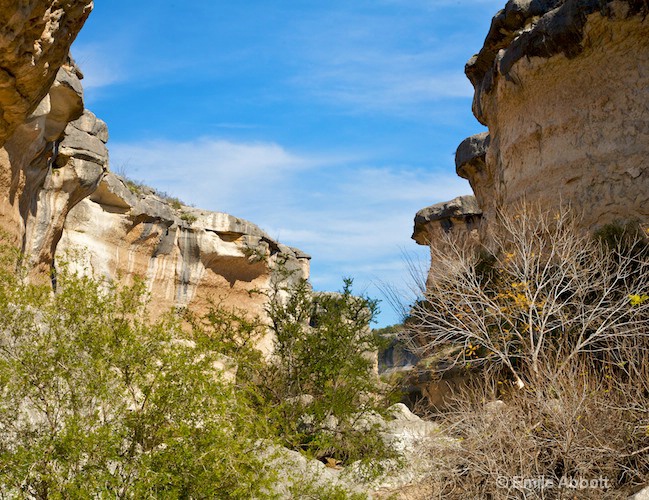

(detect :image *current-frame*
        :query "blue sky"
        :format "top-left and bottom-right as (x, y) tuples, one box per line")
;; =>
(71, 0), (501, 327)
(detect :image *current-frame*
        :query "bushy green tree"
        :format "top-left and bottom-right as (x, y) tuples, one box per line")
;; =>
(0, 254), (272, 498)
(262, 276), (393, 464)
(0, 241), (395, 498)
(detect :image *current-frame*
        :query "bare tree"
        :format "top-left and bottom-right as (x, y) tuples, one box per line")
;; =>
(405, 204), (649, 389)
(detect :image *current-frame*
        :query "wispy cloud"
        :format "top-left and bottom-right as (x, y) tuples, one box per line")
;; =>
(109, 138), (339, 209)
(73, 42), (128, 90)
(73, 2), (483, 117)
(279, 4), (488, 115)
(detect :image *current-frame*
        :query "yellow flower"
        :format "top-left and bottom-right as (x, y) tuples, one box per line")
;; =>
(629, 294), (649, 306)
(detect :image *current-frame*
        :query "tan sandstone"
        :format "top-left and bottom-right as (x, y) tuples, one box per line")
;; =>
(58, 172), (310, 353)
(0, 1), (92, 146)
(459, 0), (649, 228)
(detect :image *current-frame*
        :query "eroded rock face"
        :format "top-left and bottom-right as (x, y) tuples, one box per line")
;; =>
(460, 0), (649, 227)
(58, 173), (310, 352)
(0, 62), (106, 277)
(412, 194), (482, 303)
(412, 195), (482, 246)
(0, 0), (309, 351)
(0, 1), (93, 146)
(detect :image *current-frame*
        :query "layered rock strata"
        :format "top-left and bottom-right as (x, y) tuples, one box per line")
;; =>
(459, 0), (649, 227)
(58, 172), (310, 351)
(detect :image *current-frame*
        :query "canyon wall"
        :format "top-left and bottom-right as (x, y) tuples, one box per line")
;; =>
(0, 1), (98, 273)
(459, 0), (649, 227)
(410, 0), (648, 407)
(415, 0), (649, 273)
(58, 173), (310, 352)
(0, 1), (310, 348)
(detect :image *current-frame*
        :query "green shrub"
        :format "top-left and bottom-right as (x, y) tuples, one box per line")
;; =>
(0, 241), (392, 497)
(261, 276), (396, 467)
(179, 211), (198, 225)
(0, 260), (273, 498)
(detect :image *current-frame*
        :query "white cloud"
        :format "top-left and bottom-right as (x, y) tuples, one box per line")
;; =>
(110, 138), (328, 208)
(280, 5), (484, 115)
(72, 43), (128, 90)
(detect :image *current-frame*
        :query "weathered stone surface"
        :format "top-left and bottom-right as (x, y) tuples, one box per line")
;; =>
(412, 195), (482, 307)
(412, 195), (481, 245)
(0, 1), (93, 146)
(455, 132), (489, 176)
(265, 403), (451, 497)
(631, 485), (649, 500)
(0, 63), (106, 276)
(24, 108), (107, 272)
(58, 173), (310, 353)
(462, 0), (649, 227)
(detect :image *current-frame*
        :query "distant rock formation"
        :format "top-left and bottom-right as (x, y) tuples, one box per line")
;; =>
(460, 0), (649, 227)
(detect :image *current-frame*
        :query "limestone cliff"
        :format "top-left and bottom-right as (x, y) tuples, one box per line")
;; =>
(58, 172), (310, 351)
(0, 0), (93, 146)
(0, 63), (309, 343)
(412, 195), (482, 247)
(0, 2), (310, 345)
(0, 60), (106, 276)
(410, 0), (649, 410)
(459, 0), (649, 227)
(0, 1), (100, 273)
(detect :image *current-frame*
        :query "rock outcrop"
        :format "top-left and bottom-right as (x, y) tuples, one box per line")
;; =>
(0, 1), (93, 146)
(412, 194), (482, 291)
(411, 0), (649, 411)
(412, 195), (482, 246)
(265, 403), (451, 497)
(58, 172), (310, 351)
(0, 59), (106, 277)
(458, 0), (649, 227)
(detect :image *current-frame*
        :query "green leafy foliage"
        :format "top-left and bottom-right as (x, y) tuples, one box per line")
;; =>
(0, 241), (392, 498)
(0, 259), (272, 498)
(261, 276), (396, 466)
